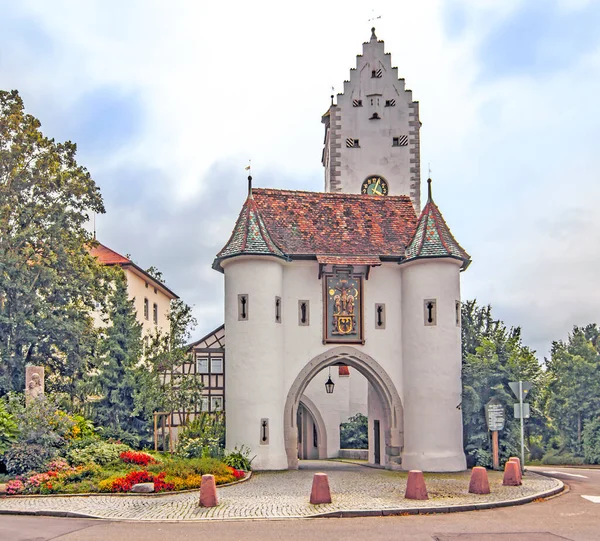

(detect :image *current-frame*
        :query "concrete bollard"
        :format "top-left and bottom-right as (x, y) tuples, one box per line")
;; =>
(509, 457), (522, 483)
(503, 460), (521, 486)
(405, 470), (428, 500)
(468, 466), (490, 494)
(310, 473), (332, 504)
(199, 474), (218, 507)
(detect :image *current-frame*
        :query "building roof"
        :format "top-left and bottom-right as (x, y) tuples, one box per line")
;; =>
(89, 241), (179, 299)
(213, 193), (287, 271)
(403, 179), (471, 270)
(213, 188), (418, 272)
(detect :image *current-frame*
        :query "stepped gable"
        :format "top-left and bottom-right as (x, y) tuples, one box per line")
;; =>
(213, 192), (287, 271)
(213, 188), (418, 272)
(404, 179), (471, 270)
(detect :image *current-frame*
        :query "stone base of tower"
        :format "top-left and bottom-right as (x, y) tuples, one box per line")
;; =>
(401, 450), (466, 472)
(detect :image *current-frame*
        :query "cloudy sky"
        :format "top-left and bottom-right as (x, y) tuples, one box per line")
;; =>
(1, 0), (599, 359)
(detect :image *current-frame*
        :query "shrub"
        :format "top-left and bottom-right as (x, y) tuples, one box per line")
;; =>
(340, 413), (368, 449)
(6, 479), (24, 495)
(66, 440), (130, 466)
(583, 417), (600, 464)
(541, 451), (585, 465)
(0, 400), (18, 454)
(120, 451), (157, 466)
(176, 413), (225, 459)
(4, 443), (54, 475)
(223, 445), (254, 471)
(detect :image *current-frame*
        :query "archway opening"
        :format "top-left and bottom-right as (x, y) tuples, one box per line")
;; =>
(284, 346), (404, 470)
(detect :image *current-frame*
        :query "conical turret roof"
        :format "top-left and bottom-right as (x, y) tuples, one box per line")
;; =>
(213, 190), (287, 272)
(404, 179), (471, 270)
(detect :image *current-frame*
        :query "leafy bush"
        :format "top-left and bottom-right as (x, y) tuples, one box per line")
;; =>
(541, 451), (585, 465)
(176, 413), (225, 459)
(583, 417), (600, 464)
(66, 440), (130, 466)
(0, 400), (18, 453)
(4, 443), (55, 475)
(340, 413), (368, 449)
(223, 445), (254, 471)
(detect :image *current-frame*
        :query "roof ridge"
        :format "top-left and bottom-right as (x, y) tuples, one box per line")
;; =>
(253, 187), (413, 201)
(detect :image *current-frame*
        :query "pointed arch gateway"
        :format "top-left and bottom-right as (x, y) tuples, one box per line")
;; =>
(284, 346), (404, 469)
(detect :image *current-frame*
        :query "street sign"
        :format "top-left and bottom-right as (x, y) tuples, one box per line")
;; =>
(509, 381), (532, 400)
(514, 403), (530, 419)
(485, 399), (505, 431)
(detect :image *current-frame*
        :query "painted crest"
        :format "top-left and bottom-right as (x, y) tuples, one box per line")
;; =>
(323, 272), (363, 344)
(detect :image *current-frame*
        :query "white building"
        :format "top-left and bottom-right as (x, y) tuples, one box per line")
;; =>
(208, 29), (470, 471)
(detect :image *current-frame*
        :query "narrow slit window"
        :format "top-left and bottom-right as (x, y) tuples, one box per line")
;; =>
(375, 303), (386, 329)
(424, 299), (437, 326)
(238, 294), (249, 321)
(144, 298), (149, 320)
(153, 303), (158, 324)
(298, 300), (309, 326)
(275, 296), (281, 323)
(455, 301), (461, 327)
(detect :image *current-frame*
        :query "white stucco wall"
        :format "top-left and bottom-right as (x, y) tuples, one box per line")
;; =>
(400, 258), (466, 472)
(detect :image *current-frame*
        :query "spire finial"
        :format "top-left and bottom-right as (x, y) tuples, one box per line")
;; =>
(427, 177), (432, 201)
(371, 27), (377, 40)
(245, 160), (252, 196)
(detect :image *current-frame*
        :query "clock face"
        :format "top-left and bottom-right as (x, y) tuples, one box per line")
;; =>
(361, 176), (389, 196)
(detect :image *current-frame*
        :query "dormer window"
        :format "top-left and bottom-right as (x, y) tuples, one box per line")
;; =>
(352, 99), (362, 107)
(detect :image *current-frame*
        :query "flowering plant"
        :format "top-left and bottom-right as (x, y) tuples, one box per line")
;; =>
(6, 479), (24, 495)
(109, 470), (174, 493)
(119, 451), (157, 466)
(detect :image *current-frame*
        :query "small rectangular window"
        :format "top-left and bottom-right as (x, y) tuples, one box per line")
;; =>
(238, 294), (249, 321)
(153, 303), (158, 324)
(145, 282), (149, 289)
(346, 138), (360, 148)
(456, 301), (461, 327)
(385, 99), (396, 107)
(352, 99), (362, 107)
(211, 396), (223, 412)
(197, 356), (209, 374)
(424, 299), (437, 326)
(211, 358), (223, 374)
(275, 296), (281, 323)
(298, 300), (310, 326)
(144, 298), (149, 320)
(154, 287), (158, 294)
(200, 397), (209, 412)
(392, 135), (408, 147)
(371, 68), (382, 78)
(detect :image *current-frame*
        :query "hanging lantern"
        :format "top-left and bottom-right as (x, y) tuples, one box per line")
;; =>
(325, 367), (335, 394)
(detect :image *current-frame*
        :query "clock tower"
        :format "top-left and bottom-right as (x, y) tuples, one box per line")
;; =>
(322, 28), (421, 212)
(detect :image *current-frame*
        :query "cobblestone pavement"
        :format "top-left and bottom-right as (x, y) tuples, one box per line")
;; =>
(0, 461), (561, 521)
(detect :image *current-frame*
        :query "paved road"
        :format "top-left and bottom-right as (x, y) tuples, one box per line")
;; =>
(0, 466), (598, 541)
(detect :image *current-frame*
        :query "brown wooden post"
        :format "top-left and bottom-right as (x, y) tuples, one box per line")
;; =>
(153, 412), (158, 452)
(492, 430), (499, 470)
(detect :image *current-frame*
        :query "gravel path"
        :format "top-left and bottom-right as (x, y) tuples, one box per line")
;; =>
(0, 461), (562, 521)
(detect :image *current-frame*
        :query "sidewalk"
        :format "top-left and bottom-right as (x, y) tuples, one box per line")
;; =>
(0, 461), (562, 521)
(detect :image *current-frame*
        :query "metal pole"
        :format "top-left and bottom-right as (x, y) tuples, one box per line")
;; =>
(519, 380), (525, 472)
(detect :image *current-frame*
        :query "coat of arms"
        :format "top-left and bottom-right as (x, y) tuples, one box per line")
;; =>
(323, 273), (363, 343)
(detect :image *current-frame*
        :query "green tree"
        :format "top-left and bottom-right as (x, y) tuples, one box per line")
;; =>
(461, 300), (544, 467)
(92, 269), (152, 446)
(146, 298), (201, 426)
(544, 325), (600, 455)
(340, 413), (368, 449)
(0, 89), (105, 396)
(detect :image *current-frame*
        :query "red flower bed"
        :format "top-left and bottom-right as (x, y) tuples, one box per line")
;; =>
(228, 467), (245, 480)
(119, 451), (157, 466)
(110, 470), (174, 493)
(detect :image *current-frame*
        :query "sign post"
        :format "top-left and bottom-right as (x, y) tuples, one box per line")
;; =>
(485, 398), (505, 470)
(509, 381), (532, 472)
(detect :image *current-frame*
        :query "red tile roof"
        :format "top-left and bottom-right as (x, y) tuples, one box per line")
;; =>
(89, 243), (131, 265)
(252, 189), (418, 257)
(404, 180), (471, 270)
